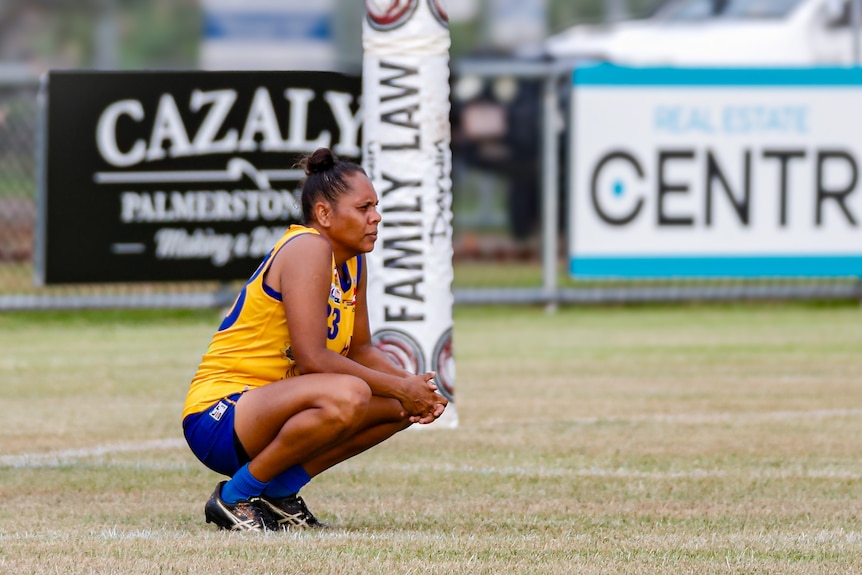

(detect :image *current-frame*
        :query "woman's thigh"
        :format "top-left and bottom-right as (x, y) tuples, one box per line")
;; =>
(233, 373), (370, 458)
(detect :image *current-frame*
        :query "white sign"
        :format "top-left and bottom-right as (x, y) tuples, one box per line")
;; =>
(569, 64), (862, 278)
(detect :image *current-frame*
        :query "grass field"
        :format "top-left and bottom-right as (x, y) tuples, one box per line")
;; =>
(1, 303), (861, 574)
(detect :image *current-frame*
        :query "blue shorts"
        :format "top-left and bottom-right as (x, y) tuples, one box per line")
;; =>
(183, 393), (251, 477)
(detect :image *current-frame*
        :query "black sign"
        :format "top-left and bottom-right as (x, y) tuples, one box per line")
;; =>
(39, 70), (361, 284)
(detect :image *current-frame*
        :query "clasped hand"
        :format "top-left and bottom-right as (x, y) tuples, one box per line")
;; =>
(400, 372), (448, 425)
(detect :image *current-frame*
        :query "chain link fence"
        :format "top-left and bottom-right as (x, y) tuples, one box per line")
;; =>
(0, 77), (36, 266)
(0, 70), (860, 310)
(0, 73), (236, 310)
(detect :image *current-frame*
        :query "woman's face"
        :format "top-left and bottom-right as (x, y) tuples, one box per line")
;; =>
(327, 171), (381, 257)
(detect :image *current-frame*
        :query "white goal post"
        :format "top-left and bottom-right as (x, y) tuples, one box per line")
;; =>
(362, 0), (458, 428)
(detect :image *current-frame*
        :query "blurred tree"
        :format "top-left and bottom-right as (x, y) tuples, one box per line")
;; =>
(0, 0), (200, 70)
(448, 0), (663, 56)
(0, 0), (668, 71)
(548, 0), (604, 33)
(549, 0), (662, 30)
(450, 19), (484, 58)
(118, 0), (199, 68)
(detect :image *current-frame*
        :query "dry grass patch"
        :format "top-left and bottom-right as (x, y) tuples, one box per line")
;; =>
(1, 304), (861, 574)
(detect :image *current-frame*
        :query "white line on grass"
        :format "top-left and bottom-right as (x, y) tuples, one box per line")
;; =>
(475, 408), (862, 428)
(627, 408), (862, 424)
(362, 461), (862, 481)
(0, 438), (187, 469)
(3, 525), (860, 549)
(4, 408), (861, 477)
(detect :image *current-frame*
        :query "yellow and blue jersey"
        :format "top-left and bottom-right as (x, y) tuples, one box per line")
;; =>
(182, 225), (361, 420)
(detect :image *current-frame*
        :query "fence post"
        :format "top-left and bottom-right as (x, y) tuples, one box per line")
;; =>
(541, 67), (561, 313)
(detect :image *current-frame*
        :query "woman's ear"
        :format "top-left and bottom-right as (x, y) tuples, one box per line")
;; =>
(315, 201), (331, 227)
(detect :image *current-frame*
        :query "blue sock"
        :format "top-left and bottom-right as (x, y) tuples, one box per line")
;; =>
(262, 465), (311, 499)
(221, 463), (269, 504)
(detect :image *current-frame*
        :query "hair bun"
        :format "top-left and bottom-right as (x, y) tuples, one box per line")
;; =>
(305, 148), (336, 175)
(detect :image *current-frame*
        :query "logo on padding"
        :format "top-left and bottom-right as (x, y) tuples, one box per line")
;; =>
(428, 0), (448, 27)
(365, 0), (419, 31)
(372, 328), (425, 374)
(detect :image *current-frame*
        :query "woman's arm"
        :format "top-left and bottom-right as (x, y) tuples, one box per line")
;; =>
(271, 237), (444, 422)
(346, 254), (411, 377)
(347, 254), (447, 422)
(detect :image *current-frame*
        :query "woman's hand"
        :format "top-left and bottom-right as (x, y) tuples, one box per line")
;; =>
(398, 372), (448, 424)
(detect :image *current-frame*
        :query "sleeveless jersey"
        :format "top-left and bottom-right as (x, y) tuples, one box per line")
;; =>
(182, 225), (361, 420)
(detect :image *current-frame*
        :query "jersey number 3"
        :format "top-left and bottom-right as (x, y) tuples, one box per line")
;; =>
(327, 305), (341, 340)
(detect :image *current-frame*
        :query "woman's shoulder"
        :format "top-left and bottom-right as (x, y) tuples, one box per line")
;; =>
(267, 227), (333, 287)
(284, 224), (319, 238)
(278, 225), (326, 247)
(273, 225), (332, 261)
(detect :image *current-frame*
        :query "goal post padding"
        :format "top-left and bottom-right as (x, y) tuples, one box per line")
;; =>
(362, 1), (457, 428)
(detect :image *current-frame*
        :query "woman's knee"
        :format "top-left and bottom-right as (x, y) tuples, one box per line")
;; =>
(318, 375), (371, 428)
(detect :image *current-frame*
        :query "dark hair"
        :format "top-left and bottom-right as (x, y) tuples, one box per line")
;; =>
(299, 148), (366, 223)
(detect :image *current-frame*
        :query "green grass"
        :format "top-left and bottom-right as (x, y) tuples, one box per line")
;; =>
(1, 304), (861, 574)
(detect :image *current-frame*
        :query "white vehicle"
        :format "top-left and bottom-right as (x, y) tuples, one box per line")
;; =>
(544, 0), (861, 66)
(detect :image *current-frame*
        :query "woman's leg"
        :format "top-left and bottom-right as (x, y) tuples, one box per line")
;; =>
(219, 379), (411, 530)
(302, 395), (411, 477)
(253, 395), (412, 529)
(233, 373), (372, 482)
